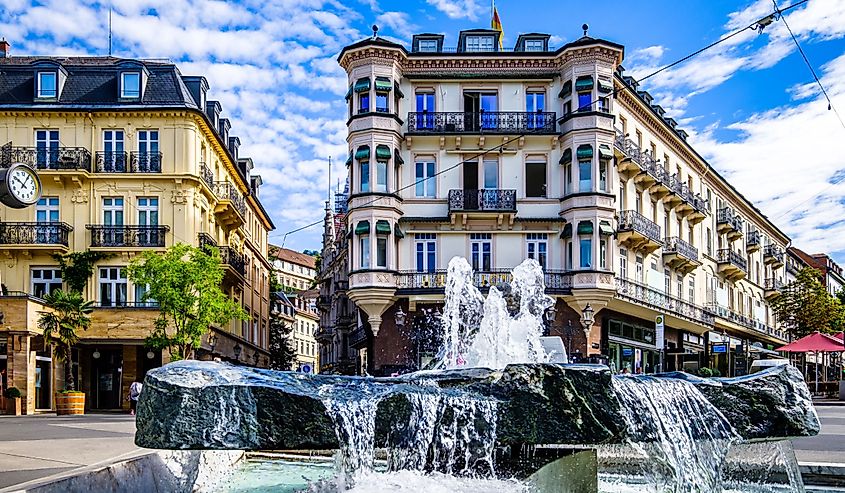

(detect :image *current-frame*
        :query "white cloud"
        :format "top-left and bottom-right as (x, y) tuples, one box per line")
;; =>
(376, 11), (417, 40)
(425, 0), (484, 21)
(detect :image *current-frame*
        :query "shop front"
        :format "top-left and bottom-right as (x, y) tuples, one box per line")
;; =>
(606, 316), (660, 374)
(78, 343), (163, 411)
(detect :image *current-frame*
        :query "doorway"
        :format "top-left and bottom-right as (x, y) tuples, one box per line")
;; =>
(91, 348), (123, 409)
(463, 92), (497, 131)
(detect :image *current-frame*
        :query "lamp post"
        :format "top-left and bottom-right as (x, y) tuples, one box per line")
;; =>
(233, 343), (241, 362)
(542, 306), (557, 337)
(580, 304), (594, 362)
(394, 306), (407, 328)
(207, 333), (218, 359)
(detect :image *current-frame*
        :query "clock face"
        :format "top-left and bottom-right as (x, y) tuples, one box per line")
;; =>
(8, 166), (39, 205)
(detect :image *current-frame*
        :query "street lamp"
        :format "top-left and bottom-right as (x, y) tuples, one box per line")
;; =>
(543, 306), (557, 337)
(233, 343), (241, 361)
(581, 303), (594, 333)
(394, 306), (407, 328)
(208, 333), (218, 355)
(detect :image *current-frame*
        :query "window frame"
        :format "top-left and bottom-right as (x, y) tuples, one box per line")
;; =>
(414, 160), (436, 198)
(526, 233), (548, 269)
(524, 39), (544, 52)
(37, 71), (58, 99)
(99, 266), (128, 307)
(470, 233), (492, 271)
(466, 35), (494, 52)
(31, 267), (63, 298)
(414, 233), (436, 273)
(120, 72), (141, 99)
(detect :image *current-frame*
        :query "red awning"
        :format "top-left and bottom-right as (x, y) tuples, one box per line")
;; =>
(834, 332), (844, 340)
(777, 331), (845, 352)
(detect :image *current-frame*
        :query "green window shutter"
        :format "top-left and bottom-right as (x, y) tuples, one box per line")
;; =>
(560, 223), (572, 238)
(375, 144), (391, 162)
(375, 220), (391, 235)
(575, 76), (594, 92)
(558, 81), (572, 98)
(559, 148), (572, 165)
(394, 149), (404, 165)
(393, 223), (405, 238)
(598, 144), (612, 160)
(345, 152), (353, 167)
(375, 77), (392, 92)
(576, 144), (593, 161)
(599, 220), (614, 236)
(598, 79), (613, 93)
(355, 145), (370, 161)
(345, 84), (353, 100)
(355, 220), (370, 235)
(354, 77), (371, 93)
(394, 82), (404, 98)
(577, 221), (593, 235)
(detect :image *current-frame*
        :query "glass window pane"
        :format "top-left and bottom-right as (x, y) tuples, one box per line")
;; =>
(580, 238), (592, 268)
(579, 161), (592, 192)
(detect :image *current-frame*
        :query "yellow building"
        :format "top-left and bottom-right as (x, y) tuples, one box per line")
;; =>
(270, 246), (319, 372)
(0, 53), (274, 413)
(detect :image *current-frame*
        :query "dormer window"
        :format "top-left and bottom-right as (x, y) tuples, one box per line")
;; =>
(466, 36), (494, 52)
(524, 39), (544, 52)
(37, 72), (57, 98)
(121, 72), (141, 99)
(418, 39), (438, 52)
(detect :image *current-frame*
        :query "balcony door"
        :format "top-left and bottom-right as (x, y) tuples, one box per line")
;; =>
(103, 130), (125, 172)
(137, 197), (159, 246)
(35, 197), (60, 244)
(463, 92), (497, 131)
(103, 197), (124, 245)
(35, 130), (59, 169)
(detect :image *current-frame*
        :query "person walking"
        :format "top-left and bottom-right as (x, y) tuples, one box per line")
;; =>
(129, 380), (143, 416)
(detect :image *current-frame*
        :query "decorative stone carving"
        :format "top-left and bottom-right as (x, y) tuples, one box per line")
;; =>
(71, 188), (89, 204)
(171, 189), (190, 204)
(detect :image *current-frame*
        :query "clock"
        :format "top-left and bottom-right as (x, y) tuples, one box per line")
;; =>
(0, 163), (42, 209)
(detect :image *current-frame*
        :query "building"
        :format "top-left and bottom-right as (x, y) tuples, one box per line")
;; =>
(322, 28), (793, 378)
(0, 47), (274, 413)
(270, 246), (320, 372)
(789, 248), (845, 296)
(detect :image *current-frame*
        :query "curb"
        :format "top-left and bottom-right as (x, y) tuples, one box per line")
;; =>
(801, 462), (845, 487)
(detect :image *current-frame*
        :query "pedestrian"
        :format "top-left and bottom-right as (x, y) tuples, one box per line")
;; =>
(129, 380), (143, 416)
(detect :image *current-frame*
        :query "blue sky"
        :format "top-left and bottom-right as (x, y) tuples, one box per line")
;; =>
(2, 0), (845, 262)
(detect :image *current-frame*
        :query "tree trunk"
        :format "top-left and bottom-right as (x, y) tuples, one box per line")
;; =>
(65, 353), (74, 391)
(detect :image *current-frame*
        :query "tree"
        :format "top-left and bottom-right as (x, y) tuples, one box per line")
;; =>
(268, 310), (297, 371)
(127, 243), (246, 360)
(38, 290), (94, 391)
(772, 268), (845, 338)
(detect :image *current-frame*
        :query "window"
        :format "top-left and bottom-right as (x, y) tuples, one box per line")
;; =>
(36, 197), (59, 223)
(121, 72), (141, 98)
(599, 160), (608, 192)
(360, 161), (370, 192)
(135, 283), (156, 307)
(138, 197), (160, 245)
(415, 91), (435, 129)
(526, 233), (548, 269)
(689, 278), (695, 303)
(99, 267), (128, 307)
(578, 160), (591, 192)
(635, 256), (644, 283)
(359, 236), (370, 268)
(376, 237), (387, 268)
(375, 160), (387, 193)
(359, 92), (370, 113)
(470, 233), (492, 271)
(415, 233), (436, 273)
(418, 39), (438, 52)
(137, 130), (160, 172)
(466, 35), (494, 52)
(619, 181), (626, 212)
(598, 97), (608, 113)
(619, 248), (628, 278)
(677, 274), (684, 299)
(564, 161), (572, 195)
(524, 39), (544, 52)
(566, 241), (573, 270)
(635, 130), (643, 149)
(706, 228), (713, 256)
(103, 129), (125, 171)
(579, 235), (592, 269)
(526, 91), (545, 129)
(103, 197), (124, 225)
(525, 160), (547, 197)
(37, 72), (57, 98)
(577, 92), (591, 112)
(483, 159), (498, 189)
(31, 268), (62, 298)
(563, 101), (572, 116)
(35, 130), (59, 167)
(415, 160), (436, 197)
(600, 238), (608, 270)
(376, 92), (389, 113)
(664, 269), (671, 294)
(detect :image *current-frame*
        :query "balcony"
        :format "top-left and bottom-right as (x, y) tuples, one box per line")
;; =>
(746, 230), (762, 254)
(0, 222), (72, 252)
(349, 327), (369, 349)
(662, 237), (700, 275)
(130, 151), (162, 172)
(716, 248), (747, 281)
(0, 144), (91, 171)
(615, 277), (714, 327)
(764, 278), (783, 301)
(219, 246), (246, 281)
(448, 189), (516, 224)
(314, 326), (333, 343)
(197, 232), (218, 251)
(617, 210), (662, 255)
(717, 208), (744, 242)
(763, 245), (785, 269)
(687, 194), (709, 225)
(396, 269), (572, 295)
(200, 162), (214, 190)
(213, 182), (247, 229)
(94, 151), (162, 173)
(406, 111), (557, 134)
(87, 225), (168, 248)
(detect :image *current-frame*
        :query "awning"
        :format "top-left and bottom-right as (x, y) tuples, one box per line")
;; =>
(375, 77), (392, 92)
(560, 223), (572, 238)
(375, 144), (391, 161)
(559, 148), (571, 165)
(345, 152), (353, 167)
(576, 144), (593, 160)
(355, 220), (370, 235)
(777, 331), (844, 352)
(345, 85), (353, 100)
(375, 220), (391, 235)
(355, 145), (370, 161)
(598, 79), (613, 93)
(599, 220), (614, 236)
(354, 77), (371, 93)
(394, 149), (404, 165)
(577, 221), (593, 235)
(558, 81), (572, 98)
(394, 223), (405, 239)
(598, 144), (613, 160)
(575, 76), (594, 92)
(394, 82), (404, 98)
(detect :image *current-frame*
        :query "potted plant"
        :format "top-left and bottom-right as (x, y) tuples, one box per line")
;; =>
(4, 387), (22, 415)
(38, 289), (93, 415)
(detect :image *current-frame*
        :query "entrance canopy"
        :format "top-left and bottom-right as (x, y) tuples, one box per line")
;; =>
(776, 331), (845, 353)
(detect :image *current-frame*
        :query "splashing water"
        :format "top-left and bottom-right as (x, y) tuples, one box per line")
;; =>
(438, 257), (561, 369)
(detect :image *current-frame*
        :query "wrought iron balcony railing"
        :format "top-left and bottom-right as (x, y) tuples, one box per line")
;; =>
(618, 210), (662, 244)
(198, 232), (218, 251)
(200, 162), (214, 189)
(213, 181), (247, 218)
(130, 151), (163, 173)
(395, 269), (572, 293)
(219, 246), (246, 277)
(0, 222), (72, 247)
(716, 248), (747, 272)
(763, 244), (784, 264)
(95, 151), (129, 172)
(663, 236), (698, 261)
(87, 225), (169, 247)
(94, 301), (160, 309)
(448, 189), (516, 212)
(764, 278), (783, 291)
(0, 145), (91, 170)
(407, 111), (557, 134)
(746, 230), (761, 249)
(717, 208), (744, 231)
(616, 277), (714, 326)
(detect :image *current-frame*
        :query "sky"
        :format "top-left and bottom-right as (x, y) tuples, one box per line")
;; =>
(1, 0), (845, 262)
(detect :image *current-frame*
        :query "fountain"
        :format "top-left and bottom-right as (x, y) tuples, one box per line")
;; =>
(134, 258), (819, 492)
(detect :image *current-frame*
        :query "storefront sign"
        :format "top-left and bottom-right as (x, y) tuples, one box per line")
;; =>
(655, 315), (665, 350)
(622, 348), (634, 357)
(712, 343), (728, 354)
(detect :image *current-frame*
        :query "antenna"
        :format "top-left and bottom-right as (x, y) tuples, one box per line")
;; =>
(108, 8), (113, 56)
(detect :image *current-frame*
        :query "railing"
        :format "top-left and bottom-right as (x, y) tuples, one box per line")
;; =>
(219, 246), (246, 277)
(663, 236), (698, 261)
(616, 277), (714, 326)
(0, 222), (72, 247)
(95, 151), (129, 172)
(448, 189), (516, 212)
(349, 327), (368, 347)
(717, 248), (747, 272)
(130, 151), (162, 173)
(746, 230), (761, 248)
(407, 111), (557, 134)
(763, 245), (784, 264)
(95, 301), (160, 309)
(200, 162), (214, 189)
(396, 269), (572, 293)
(86, 225), (169, 247)
(717, 208), (744, 232)
(198, 232), (218, 250)
(618, 210), (662, 244)
(764, 278), (783, 291)
(0, 145), (91, 170)
(213, 182), (247, 218)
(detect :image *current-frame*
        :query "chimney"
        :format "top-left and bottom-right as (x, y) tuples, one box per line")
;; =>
(0, 38), (10, 58)
(228, 136), (240, 160)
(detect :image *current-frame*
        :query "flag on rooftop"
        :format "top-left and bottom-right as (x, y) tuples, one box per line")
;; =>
(491, 1), (504, 49)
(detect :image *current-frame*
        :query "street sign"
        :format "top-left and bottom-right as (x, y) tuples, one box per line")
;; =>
(712, 343), (728, 354)
(655, 315), (665, 372)
(301, 364), (312, 374)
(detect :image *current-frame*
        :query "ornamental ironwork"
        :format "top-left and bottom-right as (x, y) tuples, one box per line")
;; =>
(663, 236), (698, 261)
(716, 248), (747, 272)
(95, 151), (129, 172)
(717, 208), (744, 232)
(200, 162), (214, 189)
(448, 189), (516, 212)
(213, 181), (247, 218)
(0, 145), (91, 171)
(219, 246), (246, 277)
(130, 151), (163, 173)
(616, 277), (714, 326)
(618, 210), (662, 244)
(0, 222), (72, 246)
(763, 244), (784, 264)
(87, 225), (169, 247)
(407, 111), (556, 134)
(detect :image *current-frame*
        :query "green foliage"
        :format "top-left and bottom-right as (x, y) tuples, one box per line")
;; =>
(38, 290), (94, 391)
(710, 368), (721, 377)
(270, 275), (284, 294)
(128, 243), (247, 361)
(697, 367), (713, 377)
(4, 387), (21, 398)
(771, 268), (845, 338)
(302, 249), (319, 256)
(268, 311), (297, 371)
(52, 251), (112, 293)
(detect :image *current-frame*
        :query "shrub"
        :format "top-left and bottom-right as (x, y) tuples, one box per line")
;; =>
(710, 368), (722, 377)
(697, 367), (713, 377)
(4, 387), (22, 398)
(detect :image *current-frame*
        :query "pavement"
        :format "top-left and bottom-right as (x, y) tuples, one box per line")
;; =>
(794, 403), (845, 464)
(0, 413), (140, 491)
